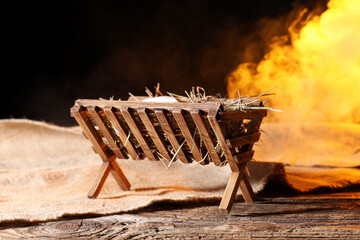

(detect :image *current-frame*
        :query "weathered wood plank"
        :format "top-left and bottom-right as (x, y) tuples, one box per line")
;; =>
(2, 194), (359, 239)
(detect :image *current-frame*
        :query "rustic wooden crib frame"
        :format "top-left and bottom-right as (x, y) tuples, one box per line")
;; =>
(71, 98), (266, 214)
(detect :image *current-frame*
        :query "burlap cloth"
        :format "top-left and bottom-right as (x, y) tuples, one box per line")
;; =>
(0, 119), (359, 223)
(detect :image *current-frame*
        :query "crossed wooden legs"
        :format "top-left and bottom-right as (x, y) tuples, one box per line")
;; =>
(219, 163), (255, 214)
(87, 151), (253, 212)
(88, 159), (253, 213)
(71, 105), (131, 199)
(88, 159), (131, 198)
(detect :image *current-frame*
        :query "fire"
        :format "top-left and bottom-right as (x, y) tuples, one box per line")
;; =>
(227, 0), (360, 123)
(227, 0), (360, 167)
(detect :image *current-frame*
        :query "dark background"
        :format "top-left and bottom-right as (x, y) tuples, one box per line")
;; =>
(3, 0), (327, 126)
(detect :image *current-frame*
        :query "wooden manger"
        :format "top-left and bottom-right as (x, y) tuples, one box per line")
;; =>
(71, 97), (267, 214)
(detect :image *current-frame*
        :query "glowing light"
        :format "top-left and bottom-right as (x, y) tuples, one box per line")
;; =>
(228, 0), (360, 123)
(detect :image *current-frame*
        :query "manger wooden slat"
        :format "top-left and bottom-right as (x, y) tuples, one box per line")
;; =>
(138, 108), (171, 161)
(172, 109), (202, 164)
(76, 99), (220, 113)
(219, 162), (247, 214)
(87, 107), (125, 159)
(71, 105), (110, 161)
(233, 150), (255, 163)
(155, 110), (189, 164)
(120, 107), (156, 160)
(190, 109), (222, 166)
(103, 107), (138, 160)
(228, 132), (261, 147)
(226, 134), (256, 162)
(207, 110), (239, 171)
(220, 109), (267, 121)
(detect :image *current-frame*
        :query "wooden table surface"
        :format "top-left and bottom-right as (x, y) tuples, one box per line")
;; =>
(1, 192), (359, 239)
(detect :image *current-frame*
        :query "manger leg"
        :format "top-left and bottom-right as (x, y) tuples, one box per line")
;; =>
(239, 170), (255, 203)
(219, 163), (247, 214)
(88, 162), (111, 198)
(110, 160), (131, 191)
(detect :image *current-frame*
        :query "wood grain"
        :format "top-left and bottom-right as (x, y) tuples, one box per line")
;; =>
(1, 193), (359, 239)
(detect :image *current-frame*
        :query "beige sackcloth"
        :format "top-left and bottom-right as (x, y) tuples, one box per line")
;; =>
(0, 119), (359, 223)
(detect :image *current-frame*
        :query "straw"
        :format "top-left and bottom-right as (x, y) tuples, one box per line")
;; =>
(101, 84), (276, 168)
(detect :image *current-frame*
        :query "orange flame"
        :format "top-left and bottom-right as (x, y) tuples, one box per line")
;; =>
(227, 0), (360, 123)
